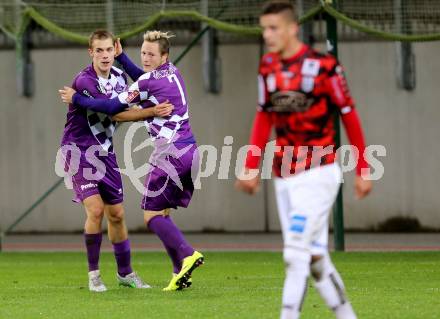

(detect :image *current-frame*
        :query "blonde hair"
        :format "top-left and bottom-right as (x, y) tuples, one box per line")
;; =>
(143, 30), (175, 55)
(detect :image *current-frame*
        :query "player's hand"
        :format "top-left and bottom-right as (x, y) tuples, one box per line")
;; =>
(153, 100), (174, 117)
(115, 38), (123, 57)
(355, 175), (372, 199)
(235, 169), (260, 195)
(58, 86), (77, 104)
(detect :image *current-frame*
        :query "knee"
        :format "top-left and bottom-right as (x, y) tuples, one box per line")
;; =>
(310, 253), (333, 281)
(144, 210), (168, 227)
(283, 246), (311, 276)
(86, 203), (105, 224)
(107, 207), (125, 224)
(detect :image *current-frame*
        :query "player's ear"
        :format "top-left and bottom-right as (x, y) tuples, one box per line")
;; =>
(289, 22), (299, 38)
(88, 48), (93, 58)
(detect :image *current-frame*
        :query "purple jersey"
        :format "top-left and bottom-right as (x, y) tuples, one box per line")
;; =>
(117, 62), (195, 143)
(61, 65), (127, 152)
(116, 61), (198, 210)
(65, 61), (198, 209)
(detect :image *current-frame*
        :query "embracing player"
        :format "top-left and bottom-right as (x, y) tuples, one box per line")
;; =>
(60, 31), (204, 291)
(59, 30), (172, 292)
(236, 2), (372, 319)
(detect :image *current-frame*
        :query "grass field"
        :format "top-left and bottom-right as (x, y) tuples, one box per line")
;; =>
(0, 251), (439, 318)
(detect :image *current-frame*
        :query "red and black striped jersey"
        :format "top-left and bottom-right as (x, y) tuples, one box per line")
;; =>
(254, 44), (356, 177)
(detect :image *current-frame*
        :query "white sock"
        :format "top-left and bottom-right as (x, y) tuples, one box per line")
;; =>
(280, 307), (300, 319)
(311, 254), (357, 319)
(334, 302), (357, 319)
(280, 249), (311, 319)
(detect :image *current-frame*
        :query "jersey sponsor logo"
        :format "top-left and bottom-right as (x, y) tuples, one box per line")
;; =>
(152, 63), (177, 80)
(125, 90), (140, 103)
(80, 182), (98, 191)
(301, 59), (319, 93)
(104, 82), (113, 95)
(301, 58), (320, 76)
(269, 91), (313, 113)
(266, 74), (276, 92)
(301, 76), (315, 93)
(82, 89), (94, 99)
(114, 82), (126, 93)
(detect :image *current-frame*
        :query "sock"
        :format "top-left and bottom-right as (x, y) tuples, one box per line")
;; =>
(311, 254), (357, 319)
(84, 232), (102, 272)
(113, 239), (133, 277)
(147, 215), (194, 264)
(281, 249), (310, 319)
(164, 244), (182, 274)
(334, 302), (357, 319)
(280, 306), (300, 319)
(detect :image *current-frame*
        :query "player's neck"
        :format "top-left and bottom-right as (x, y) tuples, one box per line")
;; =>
(280, 39), (304, 60)
(93, 64), (111, 79)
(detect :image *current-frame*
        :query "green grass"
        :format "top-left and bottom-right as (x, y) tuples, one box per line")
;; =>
(0, 251), (439, 318)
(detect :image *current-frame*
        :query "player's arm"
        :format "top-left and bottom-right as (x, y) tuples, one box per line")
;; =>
(326, 61), (372, 199)
(59, 74), (126, 114)
(115, 38), (144, 81)
(59, 75), (150, 115)
(244, 111), (273, 171)
(58, 87), (126, 115)
(112, 101), (173, 122)
(235, 111), (273, 195)
(236, 67), (274, 195)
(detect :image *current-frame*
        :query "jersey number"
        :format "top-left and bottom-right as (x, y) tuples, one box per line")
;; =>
(167, 74), (187, 106)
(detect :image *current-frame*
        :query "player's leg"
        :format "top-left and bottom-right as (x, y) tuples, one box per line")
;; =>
(105, 203), (131, 278)
(104, 203), (151, 289)
(142, 145), (203, 290)
(105, 203), (128, 243)
(98, 151), (150, 289)
(145, 209), (193, 260)
(307, 164), (356, 319)
(163, 235), (182, 275)
(307, 166), (356, 318)
(144, 210), (203, 291)
(105, 203), (152, 290)
(309, 224), (357, 318)
(70, 154), (107, 292)
(105, 206), (151, 290)
(311, 253), (356, 319)
(163, 215), (194, 288)
(274, 178), (311, 319)
(99, 153), (127, 247)
(150, 212), (183, 275)
(84, 194), (105, 234)
(83, 194), (107, 292)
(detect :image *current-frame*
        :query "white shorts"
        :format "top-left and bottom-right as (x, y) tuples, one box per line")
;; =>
(274, 163), (342, 256)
